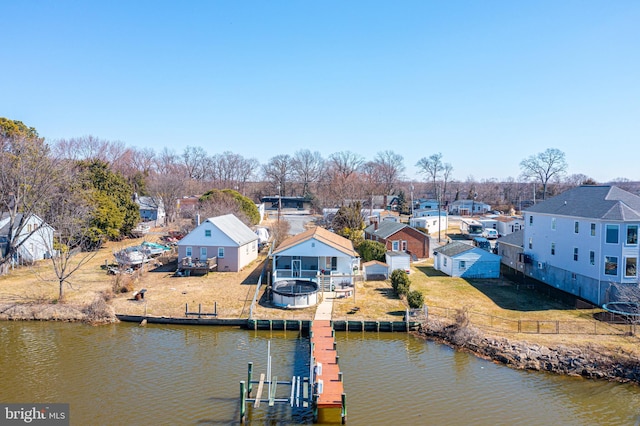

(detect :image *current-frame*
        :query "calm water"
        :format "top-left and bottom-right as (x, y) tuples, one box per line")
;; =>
(1, 322), (639, 425)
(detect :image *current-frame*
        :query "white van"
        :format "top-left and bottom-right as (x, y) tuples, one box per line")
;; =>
(482, 228), (499, 239)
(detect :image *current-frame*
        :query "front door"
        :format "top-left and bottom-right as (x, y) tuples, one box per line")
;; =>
(292, 259), (301, 277)
(200, 247), (208, 260)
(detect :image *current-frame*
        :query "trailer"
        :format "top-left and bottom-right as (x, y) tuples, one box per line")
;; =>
(460, 218), (484, 239)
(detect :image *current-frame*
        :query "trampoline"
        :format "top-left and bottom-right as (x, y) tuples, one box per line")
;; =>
(272, 279), (319, 309)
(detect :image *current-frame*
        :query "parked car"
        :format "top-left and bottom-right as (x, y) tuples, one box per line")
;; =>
(482, 229), (499, 239)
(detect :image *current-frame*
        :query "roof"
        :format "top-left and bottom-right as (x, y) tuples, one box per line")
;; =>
(433, 241), (475, 257)
(364, 221), (412, 239)
(272, 226), (357, 256)
(206, 214), (258, 245)
(494, 215), (523, 223)
(497, 229), (524, 247)
(525, 185), (640, 221)
(362, 260), (388, 267)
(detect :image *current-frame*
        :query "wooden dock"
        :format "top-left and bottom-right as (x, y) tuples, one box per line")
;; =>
(311, 320), (346, 424)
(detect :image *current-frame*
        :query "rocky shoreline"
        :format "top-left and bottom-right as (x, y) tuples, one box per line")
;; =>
(416, 318), (640, 385)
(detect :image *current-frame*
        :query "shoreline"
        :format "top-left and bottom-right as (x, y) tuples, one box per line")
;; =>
(3, 302), (640, 385)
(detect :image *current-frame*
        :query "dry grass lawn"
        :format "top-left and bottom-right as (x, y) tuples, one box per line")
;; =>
(1, 224), (639, 356)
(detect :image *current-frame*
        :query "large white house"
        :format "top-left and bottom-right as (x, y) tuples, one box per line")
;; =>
(520, 185), (640, 306)
(0, 213), (55, 272)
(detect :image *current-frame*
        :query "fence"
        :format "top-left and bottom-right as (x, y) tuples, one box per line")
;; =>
(426, 305), (634, 336)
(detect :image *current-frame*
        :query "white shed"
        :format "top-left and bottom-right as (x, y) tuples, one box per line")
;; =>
(362, 260), (389, 280)
(385, 251), (411, 274)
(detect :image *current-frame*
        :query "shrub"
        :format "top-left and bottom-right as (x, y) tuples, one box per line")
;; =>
(356, 240), (387, 262)
(390, 269), (410, 296)
(406, 290), (424, 309)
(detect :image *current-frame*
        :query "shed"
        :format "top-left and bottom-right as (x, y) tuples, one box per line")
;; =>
(433, 241), (501, 278)
(362, 260), (389, 280)
(385, 251), (411, 274)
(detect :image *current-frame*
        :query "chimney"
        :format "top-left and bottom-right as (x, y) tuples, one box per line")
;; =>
(196, 213), (201, 226)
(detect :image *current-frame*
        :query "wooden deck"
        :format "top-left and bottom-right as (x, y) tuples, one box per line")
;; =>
(311, 320), (345, 423)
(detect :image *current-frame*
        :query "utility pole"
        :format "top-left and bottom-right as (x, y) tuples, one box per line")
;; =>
(277, 184), (282, 222)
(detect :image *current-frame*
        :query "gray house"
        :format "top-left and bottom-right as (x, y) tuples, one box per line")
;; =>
(433, 241), (501, 278)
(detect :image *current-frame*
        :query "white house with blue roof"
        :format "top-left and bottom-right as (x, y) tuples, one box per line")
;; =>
(521, 185), (640, 306)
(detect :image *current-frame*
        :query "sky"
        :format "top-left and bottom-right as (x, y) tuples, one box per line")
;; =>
(2, 1), (639, 183)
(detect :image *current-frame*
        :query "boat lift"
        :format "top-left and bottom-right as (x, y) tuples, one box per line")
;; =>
(239, 341), (312, 424)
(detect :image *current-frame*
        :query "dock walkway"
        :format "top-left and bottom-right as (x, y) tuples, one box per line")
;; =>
(311, 292), (346, 423)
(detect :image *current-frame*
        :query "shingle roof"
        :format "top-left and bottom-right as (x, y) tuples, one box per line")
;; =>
(525, 185), (640, 220)
(433, 241), (475, 257)
(272, 226), (357, 256)
(206, 214), (258, 245)
(497, 229), (524, 247)
(364, 221), (407, 239)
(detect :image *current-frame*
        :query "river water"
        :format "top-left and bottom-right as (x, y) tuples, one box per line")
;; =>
(1, 322), (639, 425)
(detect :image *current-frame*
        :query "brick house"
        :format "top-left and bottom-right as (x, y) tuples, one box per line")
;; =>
(364, 220), (430, 259)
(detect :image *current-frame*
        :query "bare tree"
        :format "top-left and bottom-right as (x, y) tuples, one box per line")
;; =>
(0, 129), (61, 273)
(262, 154), (293, 196)
(41, 180), (100, 301)
(182, 146), (209, 180)
(519, 148), (568, 201)
(327, 151), (364, 206)
(291, 149), (325, 196)
(371, 150), (405, 203)
(416, 153), (444, 197)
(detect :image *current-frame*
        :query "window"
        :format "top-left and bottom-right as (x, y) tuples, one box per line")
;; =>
(626, 225), (638, 245)
(459, 260), (466, 270)
(574, 221), (579, 234)
(573, 248), (578, 261)
(590, 223), (596, 236)
(605, 256), (618, 276)
(443, 257), (447, 267)
(528, 238), (533, 249)
(551, 243), (555, 255)
(218, 247), (225, 258)
(571, 272), (577, 281)
(606, 225), (619, 244)
(392, 241), (400, 251)
(529, 215), (533, 225)
(625, 257), (637, 277)
(589, 251), (595, 266)
(205, 229), (211, 237)
(551, 218), (556, 230)
(186, 247), (192, 257)
(401, 241), (407, 251)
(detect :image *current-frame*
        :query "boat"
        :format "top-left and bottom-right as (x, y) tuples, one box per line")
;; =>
(141, 241), (171, 257)
(131, 223), (151, 237)
(114, 245), (150, 266)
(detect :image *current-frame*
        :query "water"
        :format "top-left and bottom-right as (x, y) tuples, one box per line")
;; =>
(1, 322), (639, 425)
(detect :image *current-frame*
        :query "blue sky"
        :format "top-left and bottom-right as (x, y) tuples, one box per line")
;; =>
(2, 1), (639, 182)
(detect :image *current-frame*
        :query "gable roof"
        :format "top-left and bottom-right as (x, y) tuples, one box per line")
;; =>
(364, 221), (407, 239)
(525, 185), (640, 221)
(272, 226), (357, 256)
(204, 214), (258, 245)
(433, 241), (475, 257)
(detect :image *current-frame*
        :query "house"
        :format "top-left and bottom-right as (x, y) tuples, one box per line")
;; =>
(409, 211), (448, 235)
(270, 227), (360, 287)
(414, 199), (441, 210)
(496, 229), (525, 272)
(177, 214), (259, 272)
(364, 221), (430, 259)
(448, 200), (491, 216)
(260, 196), (312, 211)
(135, 194), (166, 226)
(177, 195), (200, 218)
(496, 216), (525, 237)
(0, 213), (55, 270)
(433, 241), (501, 278)
(518, 185), (640, 306)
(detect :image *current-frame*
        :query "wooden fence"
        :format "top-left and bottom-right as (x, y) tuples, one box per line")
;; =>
(426, 305), (634, 336)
